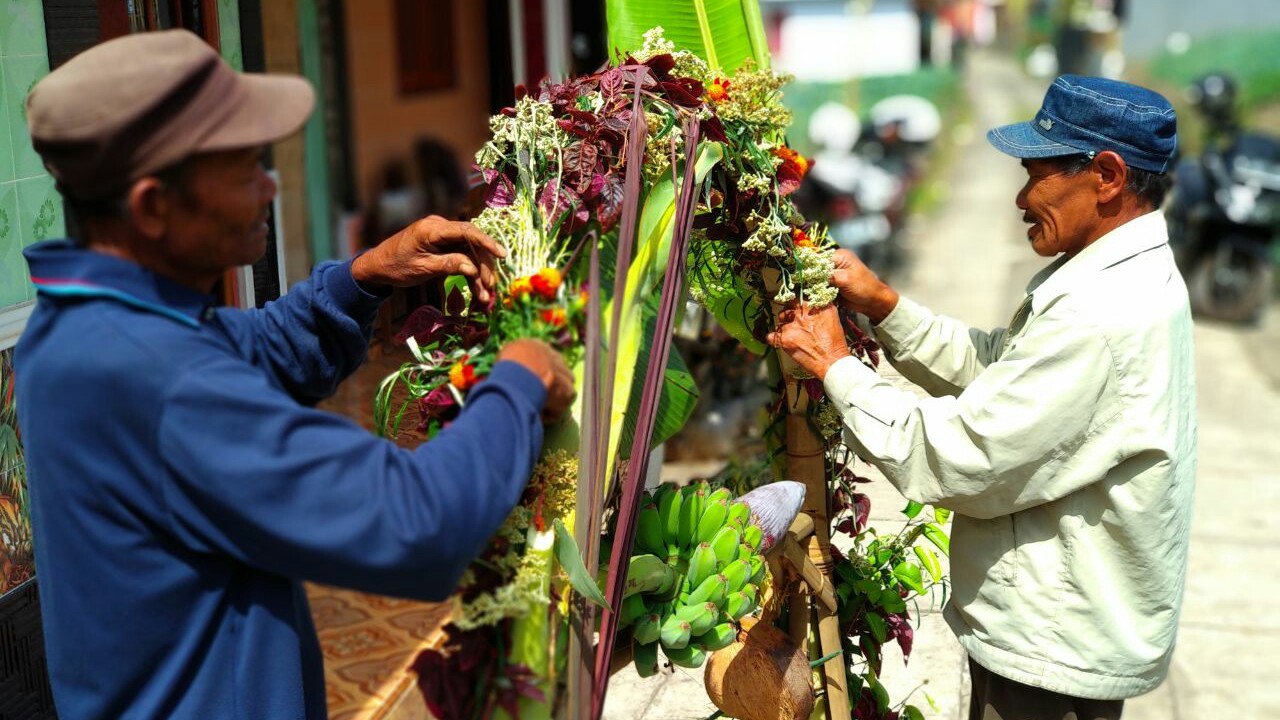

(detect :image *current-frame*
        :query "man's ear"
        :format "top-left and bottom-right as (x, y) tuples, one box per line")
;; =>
(1093, 151), (1128, 204)
(125, 177), (171, 240)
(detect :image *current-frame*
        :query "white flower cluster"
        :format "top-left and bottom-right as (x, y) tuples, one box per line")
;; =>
(792, 244), (839, 307)
(476, 96), (567, 170)
(634, 26), (710, 82)
(743, 211), (791, 256)
(452, 549), (550, 630)
(737, 172), (772, 195)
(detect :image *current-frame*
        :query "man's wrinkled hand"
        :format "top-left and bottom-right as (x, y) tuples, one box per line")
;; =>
(353, 216), (507, 304)
(497, 339), (577, 424)
(766, 303), (851, 380)
(830, 249), (899, 324)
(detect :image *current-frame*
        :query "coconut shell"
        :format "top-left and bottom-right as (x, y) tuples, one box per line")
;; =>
(704, 617), (813, 720)
(738, 481), (806, 554)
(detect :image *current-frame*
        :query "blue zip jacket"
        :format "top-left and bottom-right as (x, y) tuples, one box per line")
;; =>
(15, 240), (546, 719)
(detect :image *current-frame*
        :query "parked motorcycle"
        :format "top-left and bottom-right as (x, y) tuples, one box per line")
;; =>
(794, 98), (938, 278)
(1166, 73), (1280, 322)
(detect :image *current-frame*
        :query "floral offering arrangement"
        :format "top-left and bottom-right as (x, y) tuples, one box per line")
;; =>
(373, 7), (950, 718)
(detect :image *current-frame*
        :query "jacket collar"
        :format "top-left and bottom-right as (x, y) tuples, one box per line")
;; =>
(1027, 210), (1169, 314)
(23, 240), (216, 328)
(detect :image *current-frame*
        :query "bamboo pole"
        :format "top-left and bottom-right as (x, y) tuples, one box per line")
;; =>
(762, 269), (851, 720)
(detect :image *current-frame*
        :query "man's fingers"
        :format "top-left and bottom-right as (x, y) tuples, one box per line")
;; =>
(456, 221), (508, 259)
(431, 253), (478, 276)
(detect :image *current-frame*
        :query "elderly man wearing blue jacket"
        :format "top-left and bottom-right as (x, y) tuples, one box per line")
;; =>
(15, 30), (574, 720)
(771, 76), (1196, 720)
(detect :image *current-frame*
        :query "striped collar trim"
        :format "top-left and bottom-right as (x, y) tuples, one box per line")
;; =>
(32, 277), (205, 328)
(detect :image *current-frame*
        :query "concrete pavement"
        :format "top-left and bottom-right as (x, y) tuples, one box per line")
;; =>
(605, 49), (1280, 719)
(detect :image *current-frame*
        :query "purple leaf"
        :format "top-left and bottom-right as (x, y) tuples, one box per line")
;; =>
(595, 174), (625, 231)
(853, 492), (871, 534)
(481, 168), (515, 207)
(887, 613), (914, 662)
(643, 53), (676, 78)
(600, 67), (624, 96)
(416, 386), (459, 429)
(565, 141), (600, 194)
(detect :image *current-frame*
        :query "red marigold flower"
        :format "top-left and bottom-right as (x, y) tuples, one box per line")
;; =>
(508, 276), (533, 301)
(530, 267), (562, 300)
(706, 78), (731, 103)
(773, 146), (811, 179)
(792, 227), (814, 248)
(448, 357), (480, 391)
(540, 307), (567, 328)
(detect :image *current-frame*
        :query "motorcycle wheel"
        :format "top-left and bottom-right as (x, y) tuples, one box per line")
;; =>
(1186, 244), (1273, 323)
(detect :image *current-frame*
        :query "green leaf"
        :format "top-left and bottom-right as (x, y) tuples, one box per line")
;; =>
(924, 523), (950, 556)
(878, 591), (907, 615)
(915, 546), (943, 583)
(864, 611), (888, 643)
(892, 562), (927, 595)
(904, 705), (926, 720)
(933, 507), (951, 524)
(442, 275), (471, 315)
(606, 0), (770, 74)
(698, 275), (766, 354)
(902, 500), (924, 519)
(617, 302), (700, 459)
(602, 141), (722, 490)
(552, 518), (611, 610)
(870, 674), (890, 714)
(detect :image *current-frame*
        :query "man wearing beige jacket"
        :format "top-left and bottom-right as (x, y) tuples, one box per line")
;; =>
(770, 75), (1196, 720)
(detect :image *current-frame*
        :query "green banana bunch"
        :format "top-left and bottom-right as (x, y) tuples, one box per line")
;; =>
(694, 623), (736, 652)
(636, 503), (665, 557)
(710, 526), (740, 566)
(660, 614), (692, 650)
(676, 601), (720, 636)
(633, 638), (659, 678)
(696, 499), (730, 544)
(623, 554), (676, 598)
(663, 643), (707, 669)
(634, 612), (663, 645)
(657, 485), (683, 553)
(685, 542), (717, 589)
(621, 482), (778, 673)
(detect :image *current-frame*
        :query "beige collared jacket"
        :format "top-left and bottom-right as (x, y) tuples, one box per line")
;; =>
(823, 211), (1197, 700)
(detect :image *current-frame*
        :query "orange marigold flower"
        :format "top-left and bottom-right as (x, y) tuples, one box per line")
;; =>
(509, 276), (534, 300)
(773, 146), (811, 179)
(540, 307), (567, 328)
(792, 227), (814, 248)
(449, 357), (480, 391)
(530, 267), (562, 300)
(706, 78), (731, 103)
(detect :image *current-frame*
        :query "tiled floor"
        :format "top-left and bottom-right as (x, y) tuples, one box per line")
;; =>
(312, 339), (446, 720)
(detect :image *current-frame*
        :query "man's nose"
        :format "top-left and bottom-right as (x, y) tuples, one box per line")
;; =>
(1015, 185), (1029, 210)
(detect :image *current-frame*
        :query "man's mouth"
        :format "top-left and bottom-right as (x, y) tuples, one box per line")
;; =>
(1024, 216), (1040, 239)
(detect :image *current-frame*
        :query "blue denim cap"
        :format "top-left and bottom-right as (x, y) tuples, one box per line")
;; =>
(987, 75), (1178, 173)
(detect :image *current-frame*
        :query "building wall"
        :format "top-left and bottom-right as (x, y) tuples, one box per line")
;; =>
(0, 3), (63, 314)
(343, 0), (491, 210)
(0, 0), (58, 599)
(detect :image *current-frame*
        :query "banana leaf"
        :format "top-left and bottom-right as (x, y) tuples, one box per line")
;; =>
(606, 0), (770, 74)
(602, 141), (722, 493)
(592, 117), (706, 719)
(616, 297), (699, 458)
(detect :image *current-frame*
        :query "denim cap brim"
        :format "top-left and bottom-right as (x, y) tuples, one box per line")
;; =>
(986, 121), (1087, 160)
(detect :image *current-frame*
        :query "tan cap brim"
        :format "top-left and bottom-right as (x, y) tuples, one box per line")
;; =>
(195, 73), (316, 152)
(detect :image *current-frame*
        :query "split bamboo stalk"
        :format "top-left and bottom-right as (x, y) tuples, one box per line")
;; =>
(761, 268), (850, 720)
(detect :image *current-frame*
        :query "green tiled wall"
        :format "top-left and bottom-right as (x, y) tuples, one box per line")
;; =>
(0, 2), (63, 310)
